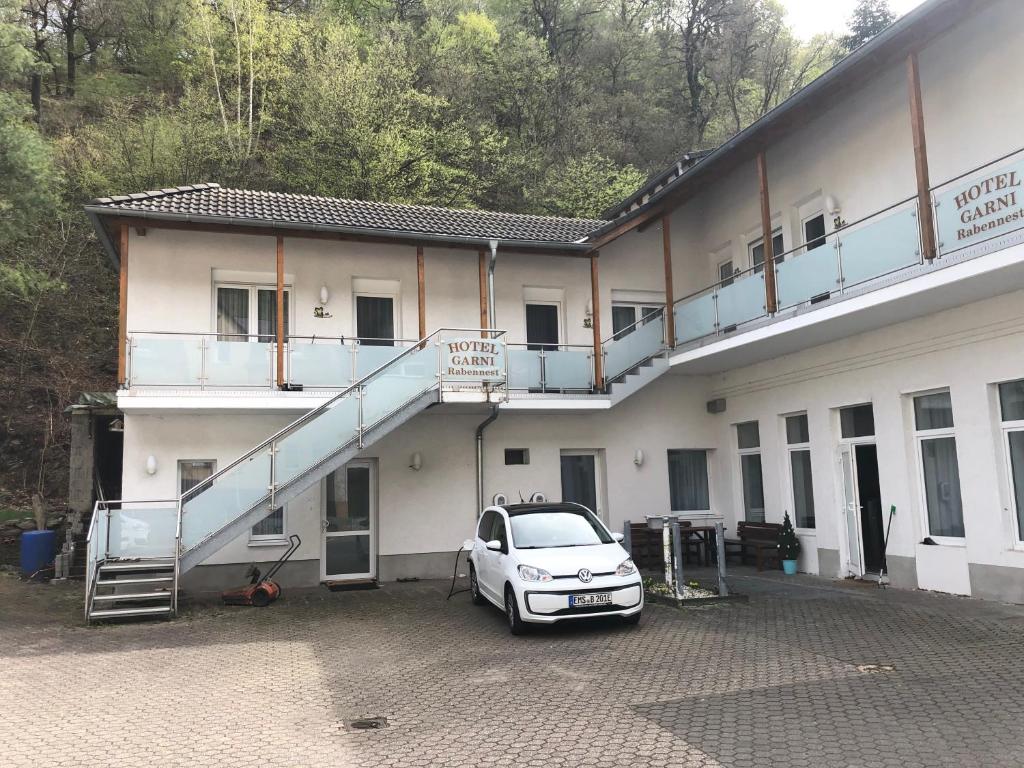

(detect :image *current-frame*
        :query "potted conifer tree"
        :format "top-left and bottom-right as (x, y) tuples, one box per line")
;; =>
(779, 511), (800, 575)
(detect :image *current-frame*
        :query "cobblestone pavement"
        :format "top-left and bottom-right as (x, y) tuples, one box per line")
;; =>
(5, 569), (1024, 767)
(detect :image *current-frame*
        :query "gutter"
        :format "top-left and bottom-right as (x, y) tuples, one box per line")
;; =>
(82, 206), (595, 267)
(475, 406), (500, 516)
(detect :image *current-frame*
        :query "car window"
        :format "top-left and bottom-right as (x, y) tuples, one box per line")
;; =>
(509, 509), (614, 549)
(477, 510), (495, 540)
(491, 515), (509, 553)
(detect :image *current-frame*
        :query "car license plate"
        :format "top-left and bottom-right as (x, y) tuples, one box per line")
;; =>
(570, 593), (612, 607)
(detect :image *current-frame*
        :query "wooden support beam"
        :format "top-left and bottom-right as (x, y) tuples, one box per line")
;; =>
(117, 223), (128, 387)
(276, 235), (285, 389)
(907, 51), (937, 260)
(416, 245), (426, 340)
(661, 216), (676, 348)
(590, 252), (604, 390)
(757, 152), (778, 314)
(478, 250), (489, 337)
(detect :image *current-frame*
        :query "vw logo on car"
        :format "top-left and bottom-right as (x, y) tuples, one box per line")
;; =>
(578, 568), (593, 583)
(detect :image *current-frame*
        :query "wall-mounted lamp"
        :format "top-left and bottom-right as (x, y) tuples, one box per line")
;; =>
(145, 455), (158, 476)
(633, 449), (644, 467)
(409, 452), (423, 471)
(825, 194), (845, 229)
(314, 285), (333, 318)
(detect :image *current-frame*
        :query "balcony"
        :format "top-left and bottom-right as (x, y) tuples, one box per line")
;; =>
(670, 148), (1024, 372)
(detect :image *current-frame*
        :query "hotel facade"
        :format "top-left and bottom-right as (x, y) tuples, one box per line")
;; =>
(80, 0), (1024, 618)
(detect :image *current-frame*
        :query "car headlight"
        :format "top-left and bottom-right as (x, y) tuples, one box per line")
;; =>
(517, 564), (553, 582)
(615, 558), (636, 577)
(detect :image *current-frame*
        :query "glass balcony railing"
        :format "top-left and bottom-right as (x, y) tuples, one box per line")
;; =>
(603, 309), (666, 381)
(506, 344), (593, 392)
(673, 198), (923, 344)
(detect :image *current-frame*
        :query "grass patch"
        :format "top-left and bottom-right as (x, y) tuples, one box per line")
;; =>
(0, 508), (29, 523)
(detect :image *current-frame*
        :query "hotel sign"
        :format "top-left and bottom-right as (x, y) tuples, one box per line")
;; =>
(443, 338), (505, 383)
(935, 159), (1024, 253)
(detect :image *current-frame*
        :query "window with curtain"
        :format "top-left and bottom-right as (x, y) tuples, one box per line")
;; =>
(216, 285), (290, 343)
(750, 229), (785, 271)
(999, 380), (1024, 541)
(786, 414), (815, 529)
(355, 295), (395, 345)
(179, 460), (215, 497)
(736, 421), (765, 522)
(667, 450), (710, 512)
(251, 507), (285, 538)
(913, 391), (964, 539)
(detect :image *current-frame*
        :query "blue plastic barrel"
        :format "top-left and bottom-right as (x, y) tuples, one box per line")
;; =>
(21, 529), (57, 576)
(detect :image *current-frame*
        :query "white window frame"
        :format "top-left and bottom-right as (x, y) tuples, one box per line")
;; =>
(997, 379), (1024, 547)
(717, 258), (735, 287)
(748, 227), (784, 272)
(213, 281), (292, 342)
(177, 459), (216, 496)
(666, 448), (713, 515)
(911, 388), (965, 546)
(735, 421), (764, 523)
(352, 287), (401, 342)
(250, 505), (287, 545)
(800, 210), (828, 253)
(783, 413), (815, 532)
(611, 301), (663, 339)
(523, 299), (564, 347)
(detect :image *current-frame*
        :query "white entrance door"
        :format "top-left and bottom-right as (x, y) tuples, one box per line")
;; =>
(560, 449), (606, 521)
(321, 462), (376, 581)
(840, 445), (863, 577)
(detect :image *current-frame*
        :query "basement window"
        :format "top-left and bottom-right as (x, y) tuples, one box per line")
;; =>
(505, 449), (530, 466)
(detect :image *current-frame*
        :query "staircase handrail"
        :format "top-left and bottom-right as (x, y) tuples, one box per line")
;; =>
(180, 326), (506, 506)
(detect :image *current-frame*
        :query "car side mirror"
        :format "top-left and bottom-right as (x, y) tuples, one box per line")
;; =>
(485, 539), (502, 552)
(612, 532), (625, 542)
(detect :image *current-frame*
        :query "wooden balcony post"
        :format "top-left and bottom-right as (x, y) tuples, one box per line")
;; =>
(590, 252), (604, 390)
(907, 51), (937, 260)
(276, 235), (285, 388)
(757, 151), (778, 314)
(117, 223), (128, 387)
(662, 215), (676, 348)
(478, 249), (489, 337)
(416, 245), (426, 340)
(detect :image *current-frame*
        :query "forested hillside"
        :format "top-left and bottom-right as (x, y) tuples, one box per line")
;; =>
(0, 0), (887, 511)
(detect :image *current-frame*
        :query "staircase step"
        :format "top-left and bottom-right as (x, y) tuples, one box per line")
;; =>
(99, 560), (175, 573)
(97, 576), (174, 587)
(89, 606), (173, 619)
(92, 591), (172, 602)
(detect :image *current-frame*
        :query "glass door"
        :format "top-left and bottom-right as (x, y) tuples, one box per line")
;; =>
(322, 463), (375, 580)
(840, 445), (863, 577)
(560, 450), (603, 520)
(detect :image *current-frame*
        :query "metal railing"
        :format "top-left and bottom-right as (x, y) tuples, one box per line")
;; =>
(84, 498), (180, 619)
(602, 307), (668, 381)
(505, 342), (594, 392)
(672, 197), (923, 344)
(126, 331), (274, 389)
(176, 328), (506, 556)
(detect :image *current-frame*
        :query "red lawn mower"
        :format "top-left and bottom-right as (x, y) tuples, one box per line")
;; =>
(222, 534), (301, 607)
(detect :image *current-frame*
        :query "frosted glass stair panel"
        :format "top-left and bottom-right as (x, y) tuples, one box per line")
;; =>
(674, 292), (717, 343)
(604, 315), (664, 381)
(180, 450), (273, 550)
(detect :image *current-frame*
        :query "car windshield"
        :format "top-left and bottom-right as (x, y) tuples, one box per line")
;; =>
(510, 510), (613, 549)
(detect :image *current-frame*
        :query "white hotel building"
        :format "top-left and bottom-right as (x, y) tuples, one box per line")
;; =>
(81, 0), (1024, 617)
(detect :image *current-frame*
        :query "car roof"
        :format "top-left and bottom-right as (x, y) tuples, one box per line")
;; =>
(499, 502), (589, 517)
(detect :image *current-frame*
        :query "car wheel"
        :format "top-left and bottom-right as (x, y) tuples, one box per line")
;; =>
(469, 565), (486, 606)
(622, 611), (641, 627)
(505, 586), (526, 635)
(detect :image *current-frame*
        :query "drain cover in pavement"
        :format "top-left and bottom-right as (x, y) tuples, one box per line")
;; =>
(347, 717), (388, 730)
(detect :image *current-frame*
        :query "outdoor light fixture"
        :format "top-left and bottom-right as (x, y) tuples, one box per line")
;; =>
(320, 285), (330, 305)
(145, 455), (158, 475)
(409, 452), (423, 471)
(584, 298), (594, 328)
(634, 449), (645, 466)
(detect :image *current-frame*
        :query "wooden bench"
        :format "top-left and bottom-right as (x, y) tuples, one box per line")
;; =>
(724, 521), (783, 571)
(628, 521), (703, 571)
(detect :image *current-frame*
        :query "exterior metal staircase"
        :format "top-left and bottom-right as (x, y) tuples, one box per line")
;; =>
(85, 328), (505, 622)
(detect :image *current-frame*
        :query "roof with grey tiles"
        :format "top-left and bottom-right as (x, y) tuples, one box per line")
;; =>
(88, 183), (605, 245)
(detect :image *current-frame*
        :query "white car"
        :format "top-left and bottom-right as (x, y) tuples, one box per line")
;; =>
(468, 502), (643, 634)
